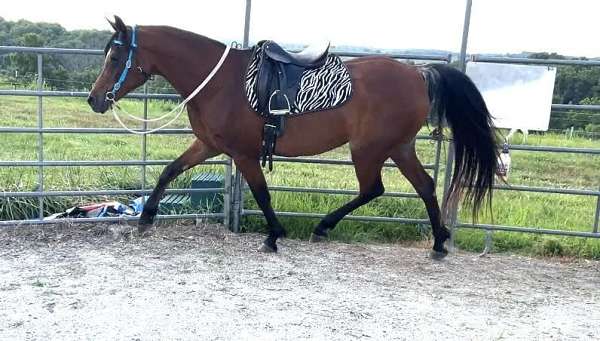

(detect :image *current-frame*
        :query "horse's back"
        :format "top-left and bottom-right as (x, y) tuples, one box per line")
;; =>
(344, 56), (430, 140)
(346, 56), (425, 91)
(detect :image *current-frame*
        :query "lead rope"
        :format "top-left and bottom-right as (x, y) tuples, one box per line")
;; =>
(108, 44), (231, 135)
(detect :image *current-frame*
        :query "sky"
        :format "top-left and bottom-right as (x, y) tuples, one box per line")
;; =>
(2, 0), (599, 58)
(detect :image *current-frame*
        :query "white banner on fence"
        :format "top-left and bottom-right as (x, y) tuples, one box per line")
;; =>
(466, 62), (557, 131)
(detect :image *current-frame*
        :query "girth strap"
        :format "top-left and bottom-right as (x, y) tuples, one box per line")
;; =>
(261, 118), (280, 171)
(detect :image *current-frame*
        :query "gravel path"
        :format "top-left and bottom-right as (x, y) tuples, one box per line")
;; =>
(0, 222), (599, 340)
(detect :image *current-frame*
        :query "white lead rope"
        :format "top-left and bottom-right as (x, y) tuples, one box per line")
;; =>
(109, 44), (232, 135)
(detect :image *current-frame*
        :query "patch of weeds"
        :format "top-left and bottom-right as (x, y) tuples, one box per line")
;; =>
(537, 238), (565, 257)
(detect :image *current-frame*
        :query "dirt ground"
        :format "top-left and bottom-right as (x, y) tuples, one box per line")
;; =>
(0, 222), (599, 341)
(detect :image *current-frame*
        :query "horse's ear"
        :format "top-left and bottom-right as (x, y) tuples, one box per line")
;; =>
(106, 16), (118, 32)
(113, 15), (127, 33)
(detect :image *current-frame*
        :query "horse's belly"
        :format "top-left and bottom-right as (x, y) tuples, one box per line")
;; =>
(274, 112), (350, 157)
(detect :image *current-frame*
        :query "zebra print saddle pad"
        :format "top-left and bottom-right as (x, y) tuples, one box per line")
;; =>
(245, 42), (353, 116)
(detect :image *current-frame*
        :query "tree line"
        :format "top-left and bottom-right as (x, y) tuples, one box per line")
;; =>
(0, 17), (173, 93)
(0, 17), (598, 132)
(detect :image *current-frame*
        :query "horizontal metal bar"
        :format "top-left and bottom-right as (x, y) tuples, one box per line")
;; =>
(4, 91), (598, 113)
(243, 209), (431, 225)
(243, 210), (600, 239)
(0, 46), (104, 55)
(271, 156), (435, 169)
(0, 128), (435, 139)
(333, 50), (450, 62)
(0, 127), (193, 134)
(494, 184), (600, 196)
(0, 188), (224, 198)
(0, 213), (225, 228)
(0, 45), (450, 62)
(471, 55), (600, 67)
(552, 104), (600, 112)
(456, 222), (600, 239)
(0, 89), (180, 100)
(508, 144), (600, 154)
(0, 160), (228, 167)
(264, 185), (421, 198)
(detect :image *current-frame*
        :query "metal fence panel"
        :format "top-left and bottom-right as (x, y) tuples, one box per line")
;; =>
(1, 44), (599, 244)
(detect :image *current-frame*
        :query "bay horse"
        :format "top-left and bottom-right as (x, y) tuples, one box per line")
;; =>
(88, 16), (499, 258)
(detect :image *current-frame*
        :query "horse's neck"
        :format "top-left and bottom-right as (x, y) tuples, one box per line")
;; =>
(145, 29), (228, 98)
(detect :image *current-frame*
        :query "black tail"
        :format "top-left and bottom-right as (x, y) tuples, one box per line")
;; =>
(423, 64), (500, 220)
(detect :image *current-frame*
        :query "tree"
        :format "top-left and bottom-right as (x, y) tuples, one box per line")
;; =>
(0, 19), (110, 90)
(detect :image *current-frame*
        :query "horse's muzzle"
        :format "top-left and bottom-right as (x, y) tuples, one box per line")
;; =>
(87, 94), (110, 114)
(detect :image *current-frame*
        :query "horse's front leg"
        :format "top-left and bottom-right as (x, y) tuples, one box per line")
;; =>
(234, 156), (287, 252)
(138, 139), (220, 234)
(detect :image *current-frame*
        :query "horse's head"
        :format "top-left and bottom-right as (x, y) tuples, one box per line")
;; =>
(88, 16), (151, 113)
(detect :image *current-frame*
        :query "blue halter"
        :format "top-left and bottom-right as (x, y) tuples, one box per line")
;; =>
(106, 25), (138, 100)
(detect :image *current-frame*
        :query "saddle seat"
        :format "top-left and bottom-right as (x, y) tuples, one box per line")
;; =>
(263, 41), (330, 67)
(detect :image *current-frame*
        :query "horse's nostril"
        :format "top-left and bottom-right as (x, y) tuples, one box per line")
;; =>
(87, 96), (95, 106)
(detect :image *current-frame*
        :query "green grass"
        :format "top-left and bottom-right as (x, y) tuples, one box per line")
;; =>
(1, 95), (599, 258)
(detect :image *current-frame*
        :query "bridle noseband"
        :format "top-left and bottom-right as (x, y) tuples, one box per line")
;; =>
(106, 25), (151, 101)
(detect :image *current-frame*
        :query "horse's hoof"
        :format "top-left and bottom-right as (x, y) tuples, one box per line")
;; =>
(258, 243), (277, 253)
(309, 233), (327, 243)
(430, 248), (448, 260)
(137, 225), (153, 237)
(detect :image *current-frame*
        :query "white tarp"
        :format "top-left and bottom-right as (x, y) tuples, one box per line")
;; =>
(466, 62), (557, 131)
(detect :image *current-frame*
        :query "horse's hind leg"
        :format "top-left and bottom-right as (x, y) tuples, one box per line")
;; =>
(138, 139), (219, 233)
(390, 143), (450, 258)
(311, 150), (385, 241)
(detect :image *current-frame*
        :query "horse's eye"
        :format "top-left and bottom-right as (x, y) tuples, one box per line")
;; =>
(110, 56), (118, 63)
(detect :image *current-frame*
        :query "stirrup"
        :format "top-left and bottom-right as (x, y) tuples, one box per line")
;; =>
(268, 90), (291, 116)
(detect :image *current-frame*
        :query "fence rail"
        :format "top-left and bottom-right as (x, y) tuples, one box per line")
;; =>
(0, 213), (225, 227)
(471, 55), (600, 67)
(0, 127), (191, 134)
(0, 160), (227, 167)
(0, 89), (180, 100)
(1, 45), (599, 246)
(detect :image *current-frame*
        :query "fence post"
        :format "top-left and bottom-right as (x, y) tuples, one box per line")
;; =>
(441, 142), (457, 237)
(243, 0), (252, 48)
(37, 54), (44, 219)
(228, 0), (253, 232)
(432, 135), (442, 189)
(141, 83), (148, 198)
(442, 0), (473, 246)
(232, 170), (243, 233)
(458, 0), (473, 74)
(223, 158), (233, 229)
(594, 185), (600, 234)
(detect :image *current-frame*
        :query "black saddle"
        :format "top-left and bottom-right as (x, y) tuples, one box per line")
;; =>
(263, 41), (329, 67)
(256, 41), (329, 116)
(254, 40), (330, 170)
